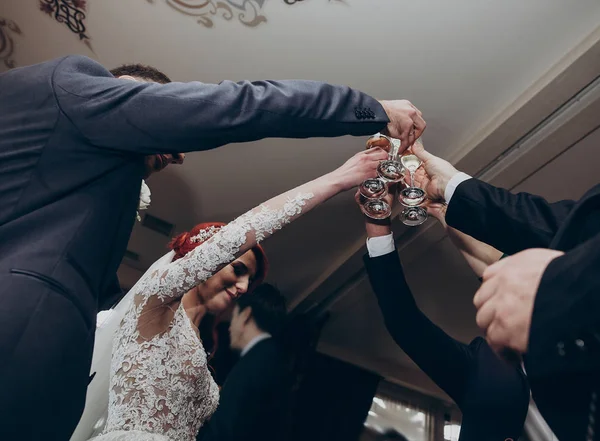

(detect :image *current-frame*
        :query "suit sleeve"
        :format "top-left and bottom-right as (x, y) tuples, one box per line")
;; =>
(446, 178), (576, 254)
(52, 56), (389, 154)
(525, 231), (600, 378)
(364, 251), (474, 405)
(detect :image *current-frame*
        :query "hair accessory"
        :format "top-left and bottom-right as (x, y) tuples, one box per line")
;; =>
(190, 225), (221, 243)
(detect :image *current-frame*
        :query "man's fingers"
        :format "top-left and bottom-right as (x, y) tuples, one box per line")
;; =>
(413, 115), (426, 138)
(473, 278), (497, 309)
(475, 297), (496, 331)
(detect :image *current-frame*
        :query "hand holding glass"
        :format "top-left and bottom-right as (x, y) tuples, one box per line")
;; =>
(398, 147), (428, 226)
(359, 134), (404, 219)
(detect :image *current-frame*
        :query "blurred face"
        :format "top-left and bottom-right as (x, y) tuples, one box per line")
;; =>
(229, 304), (251, 351)
(197, 250), (258, 315)
(143, 153), (185, 178)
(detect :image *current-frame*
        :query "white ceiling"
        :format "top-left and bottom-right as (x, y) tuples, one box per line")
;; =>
(3, 0), (600, 399)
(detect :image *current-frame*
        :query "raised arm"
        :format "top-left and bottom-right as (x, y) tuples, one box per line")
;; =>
(363, 223), (474, 405)
(445, 178), (575, 254)
(134, 147), (389, 309)
(52, 55), (425, 154)
(410, 142), (576, 254)
(357, 186), (475, 405)
(427, 202), (503, 278)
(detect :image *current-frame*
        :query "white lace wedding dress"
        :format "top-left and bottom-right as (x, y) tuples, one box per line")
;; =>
(88, 194), (312, 441)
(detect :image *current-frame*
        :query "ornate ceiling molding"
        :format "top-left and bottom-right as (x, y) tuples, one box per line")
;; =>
(0, 17), (22, 69)
(39, 0), (93, 51)
(147, 0), (267, 28)
(150, 0), (341, 28)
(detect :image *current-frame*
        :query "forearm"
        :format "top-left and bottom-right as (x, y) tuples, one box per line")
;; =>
(429, 204), (502, 278)
(446, 226), (503, 278)
(147, 172), (344, 303)
(54, 56), (388, 153)
(364, 251), (471, 403)
(446, 178), (576, 254)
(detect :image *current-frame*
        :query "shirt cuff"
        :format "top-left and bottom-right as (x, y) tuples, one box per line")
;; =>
(444, 172), (472, 204)
(366, 233), (395, 258)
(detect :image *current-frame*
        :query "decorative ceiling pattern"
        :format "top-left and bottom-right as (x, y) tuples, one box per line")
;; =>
(148, 0), (267, 28)
(149, 0), (340, 28)
(39, 0), (92, 51)
(0, 17), (22, 69)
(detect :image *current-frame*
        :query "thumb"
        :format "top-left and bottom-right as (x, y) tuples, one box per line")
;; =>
(411, 138), (433, 163)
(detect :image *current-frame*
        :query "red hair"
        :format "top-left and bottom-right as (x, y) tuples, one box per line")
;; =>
(168, 222), (269, 366)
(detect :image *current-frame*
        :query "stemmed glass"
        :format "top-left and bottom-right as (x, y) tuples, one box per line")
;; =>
(398, 146), (428, 226)
(359, 134), (404, 219)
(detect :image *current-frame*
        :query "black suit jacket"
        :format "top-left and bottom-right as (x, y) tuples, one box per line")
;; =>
(446, 178), (600, 441)
(198, 338), (291, 441)
(365, 251), (530, 441)
(0, 55), (388, 324)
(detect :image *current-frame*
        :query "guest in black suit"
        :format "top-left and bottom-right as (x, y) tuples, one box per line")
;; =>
(426, 201), (558, 440)
(198, 283), (289, 441)
(356, 188), (530, 441)
(0, 54), (426, 439)
(411, 142), (600, 440)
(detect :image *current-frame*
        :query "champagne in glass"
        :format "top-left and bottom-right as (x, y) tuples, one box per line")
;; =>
(377, 160), (404, 183)
(359, 134), (398, 220)
(400, 206), (428, 226)
(359, 178), (387, 200)
(366, 134), (393, 154)
(361, 199), (392, 220)
(400, 154), (422, 174)
(399, 187), (426, 207)
(398, 148), (428, 226)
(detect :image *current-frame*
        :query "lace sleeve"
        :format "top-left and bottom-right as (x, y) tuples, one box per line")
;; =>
(135, 192), (314, 307)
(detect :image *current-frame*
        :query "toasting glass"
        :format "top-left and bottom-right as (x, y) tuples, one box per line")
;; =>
(398, 143), (428, 226)
(359, 134), (404, 219)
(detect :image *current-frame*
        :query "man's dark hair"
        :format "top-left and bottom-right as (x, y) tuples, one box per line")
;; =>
(236, 283), (287, 336)
(376, 430), (409, 441)
(109, 64), (172, 84)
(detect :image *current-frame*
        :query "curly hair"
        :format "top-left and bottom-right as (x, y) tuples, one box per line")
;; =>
(109, 64), (171, 84)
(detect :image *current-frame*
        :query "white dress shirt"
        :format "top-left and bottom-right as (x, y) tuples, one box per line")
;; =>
(444, 171), (472, 203)
(240, 332), (272, 357)
(365, 172), (473, 258)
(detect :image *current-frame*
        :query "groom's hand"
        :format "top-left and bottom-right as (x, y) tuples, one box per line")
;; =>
(411, 139), (460, 201)
(379, 100), (426, 151)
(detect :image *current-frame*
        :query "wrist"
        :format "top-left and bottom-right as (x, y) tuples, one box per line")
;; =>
(433, 215), (448, 229)
(319, 171), (346, 195)
(378, 100), (393, 132)
(365, 220), (392, 238)
(443, 171), (471, 203)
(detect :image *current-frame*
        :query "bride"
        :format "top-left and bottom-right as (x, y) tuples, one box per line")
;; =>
(72, 146), (388, 441)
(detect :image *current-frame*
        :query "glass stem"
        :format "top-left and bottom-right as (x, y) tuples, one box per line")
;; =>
(410, 171), (415, 187)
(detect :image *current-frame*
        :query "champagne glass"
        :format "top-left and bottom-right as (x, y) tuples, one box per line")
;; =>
(398, 147), (428, 226)
(360, 134), (397, 219)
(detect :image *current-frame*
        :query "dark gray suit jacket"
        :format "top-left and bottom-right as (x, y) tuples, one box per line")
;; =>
(0, 55), (388, 326)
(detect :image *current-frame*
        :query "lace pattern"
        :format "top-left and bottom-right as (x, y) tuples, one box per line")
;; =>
(135, 193), (313, 307)
(100, 193), (313, 441)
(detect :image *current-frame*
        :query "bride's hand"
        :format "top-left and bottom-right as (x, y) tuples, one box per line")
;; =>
(328, 148), (389, 192)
